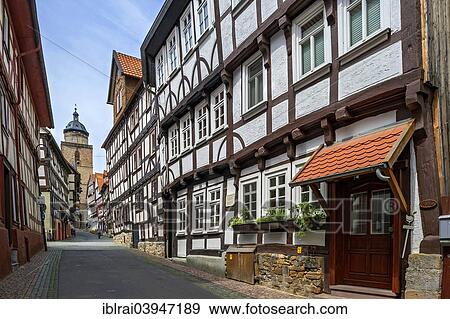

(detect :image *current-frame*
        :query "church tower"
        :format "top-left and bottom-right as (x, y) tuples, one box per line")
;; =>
(61, 108), (93, 228)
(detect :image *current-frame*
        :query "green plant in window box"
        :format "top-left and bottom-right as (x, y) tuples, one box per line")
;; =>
(228, 207), (255, 227)
(294, 202), (327, 237)
(255, 208), (288, 223)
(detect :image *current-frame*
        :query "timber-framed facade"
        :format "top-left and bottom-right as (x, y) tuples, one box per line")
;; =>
(138, 0), (443, 297)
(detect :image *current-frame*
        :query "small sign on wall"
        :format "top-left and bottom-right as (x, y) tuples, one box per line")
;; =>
(226, 194), (235, 207)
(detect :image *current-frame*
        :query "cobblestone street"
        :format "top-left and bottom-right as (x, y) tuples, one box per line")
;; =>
(0, 230), (302, 299)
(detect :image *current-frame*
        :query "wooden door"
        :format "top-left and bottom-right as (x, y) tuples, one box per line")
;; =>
(342, 189), (393, 290)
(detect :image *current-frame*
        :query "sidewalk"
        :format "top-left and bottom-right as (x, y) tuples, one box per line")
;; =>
(0, 250), (61, 299)
(130, 249), (304, 299)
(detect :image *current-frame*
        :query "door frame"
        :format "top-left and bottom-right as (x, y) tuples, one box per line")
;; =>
(329, 175), (402, 294)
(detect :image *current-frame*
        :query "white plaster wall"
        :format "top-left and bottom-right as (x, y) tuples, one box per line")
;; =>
(199, 32), (217, 80)
(261, 0), (278, 22)
(235, 113), (267, 147)
(221, 14), (234, 60)
(170, 162), (180, 181)
(224, 211), (234, 245)
(232, 67), (242, 124)
(338, 41), (403, 100)
(219, 0), (231, 16)
(296, 78), (330, 118)
(182, 153), (193, 174)
(233, 136), (244, 153)
(410, 142), (423, 253)
(196, 145), (209, 168)
(235, 1), (257, 47)
(183, 53), (197, 94)
(207, 238), (221, 250)
(272, 100), (288, 131)
(296, 136), (325, 157)
(213, 137), (226, 162)
(170, 71), (182, 104)
(335, 111), (397, 141)
(263, 232), (287, 244)
(266, 153), (289, 168)
(192, 238), (205, 250)
(241, 164), (259, 177)
(177, 239), (187, 257)
(237, 233), (257, 245)
(270, 31), (288, 99)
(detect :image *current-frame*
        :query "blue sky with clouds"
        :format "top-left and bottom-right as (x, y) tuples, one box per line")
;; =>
(36, 0), (164, 172)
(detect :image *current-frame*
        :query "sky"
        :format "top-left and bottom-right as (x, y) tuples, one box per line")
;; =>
(36, 0), (164, 172)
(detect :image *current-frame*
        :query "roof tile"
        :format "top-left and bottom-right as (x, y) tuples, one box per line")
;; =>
(116, 52), (142, 79)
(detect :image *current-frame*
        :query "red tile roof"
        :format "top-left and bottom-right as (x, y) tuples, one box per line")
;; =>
(116, 52), (142, 79)
(292, 121), (415, 186)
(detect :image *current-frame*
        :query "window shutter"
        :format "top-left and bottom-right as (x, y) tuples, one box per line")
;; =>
(350, 3), (363, 46)
(314, 30), (325, 67)
(367, 0), (381, 35)
(301, 40), (311, 74)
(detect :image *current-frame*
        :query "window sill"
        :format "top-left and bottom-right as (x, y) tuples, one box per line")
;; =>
(176, 231), (187, 237)
(293, 63), (332, 92)
(195, 137), (209, 148)
(183, 46), (197, 62)
(242, 101), (267, 122)
(197, 27), (215, 47)
(211, 125), (228, 138)
(167, 66), (181, 81)
(191, 230), (205, 235)
(339, 28), (391, 67)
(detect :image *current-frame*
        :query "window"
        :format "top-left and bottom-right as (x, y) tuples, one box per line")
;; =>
(208, 189), (221, 229)
(350, 192), (368, 234)
(177, 197), (187, 233)
(212, 87), (225, 132)
(197, 0), (210, 35)
(196, 104), (208, 142)
(298, 11), (325, 75)
(243, 55), (265, 112)
(180, 114), (191, 151)
(1, 89), (9, 131)
(169, 126), (179, 159)
(371, 190), (392, 234)
(151, 179), (158, 200)
(168, 33), (178, 73)
(116, 88), (123, 111)
(347, 0), (381, 47)
(150, 129), (157, 155)
(242, 181), (257, 220)
(267, 173), (286, 210)
(182, 9), (194, 54)
(135, 189), (144, 211)
(132, 146), (142, 171)
(156, 51), (165, 88)
(193, 192), (205, 230)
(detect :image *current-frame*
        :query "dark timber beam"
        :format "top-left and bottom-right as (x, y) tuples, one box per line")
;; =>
(257, 34), (270, 69)
(321, 118), (335, 146)
(335, 106), (353, 122)
(283, 136), (296, 160)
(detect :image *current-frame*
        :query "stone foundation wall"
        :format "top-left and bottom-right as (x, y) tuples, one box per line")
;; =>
(138, 241), (165, 258)
(405, 253), (443, 299)
(113, 233), (133, 248)
(256, 253), (325, 296)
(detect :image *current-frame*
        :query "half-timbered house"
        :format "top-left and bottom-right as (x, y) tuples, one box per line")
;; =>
(103, 52), (163, 254)
(140, 0), (443, 297)
(0, 0), (53, 279)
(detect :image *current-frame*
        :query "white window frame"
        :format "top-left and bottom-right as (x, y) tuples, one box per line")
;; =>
(262, 165), (292, 216)
(211, 86), (226, 133)
(292, 1), (331, 82)
(239, 172), (261, 220)
(193, 190), (206, 232)
(196, 0), (211, 37)
(195, 102), (209, 144)
(242, 52), (267, 114)
(156, 47), (166, 88)
(167, 29), (179, 74)
(207, 187), (222, 231)
(169, 125), (179, 160)
(180, 113), (192, 153)
(338, 0), (391, 55)
(181, 5), (195, 57)
(177, 196), (187, 234)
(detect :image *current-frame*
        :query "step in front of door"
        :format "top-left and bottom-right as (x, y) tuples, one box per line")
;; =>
(330, 285), (398, 299)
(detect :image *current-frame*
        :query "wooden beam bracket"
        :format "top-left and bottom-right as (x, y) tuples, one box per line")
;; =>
(291, 127), (305, 141)
(257, 34), (271, 69)
(278, 15), (292, 56)
(321, 118), (336, 146)
(335, 106), (353, 122)
(221, 70), (233, 98)
(255, 147), (269, 171)
(384, 168), (408, 214)
(323, 0), (337, 26)
(283, 136), (296, 160)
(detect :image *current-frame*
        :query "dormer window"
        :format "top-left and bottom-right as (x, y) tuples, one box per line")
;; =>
(197, 0), (210, 36)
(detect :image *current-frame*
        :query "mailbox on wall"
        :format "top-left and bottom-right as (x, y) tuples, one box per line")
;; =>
(440, 215), (450, 242)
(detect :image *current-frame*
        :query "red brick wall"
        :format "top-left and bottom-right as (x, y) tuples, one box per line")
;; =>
(12, 228), (43, 265)
(0, 227), (11, 279)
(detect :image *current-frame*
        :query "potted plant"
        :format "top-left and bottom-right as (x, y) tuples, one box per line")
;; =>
(228, 207), (256, 231)
(294, 202), (327, 238)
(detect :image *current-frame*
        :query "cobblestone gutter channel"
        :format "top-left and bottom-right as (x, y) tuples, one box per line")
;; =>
(0, 250), (61, 299)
